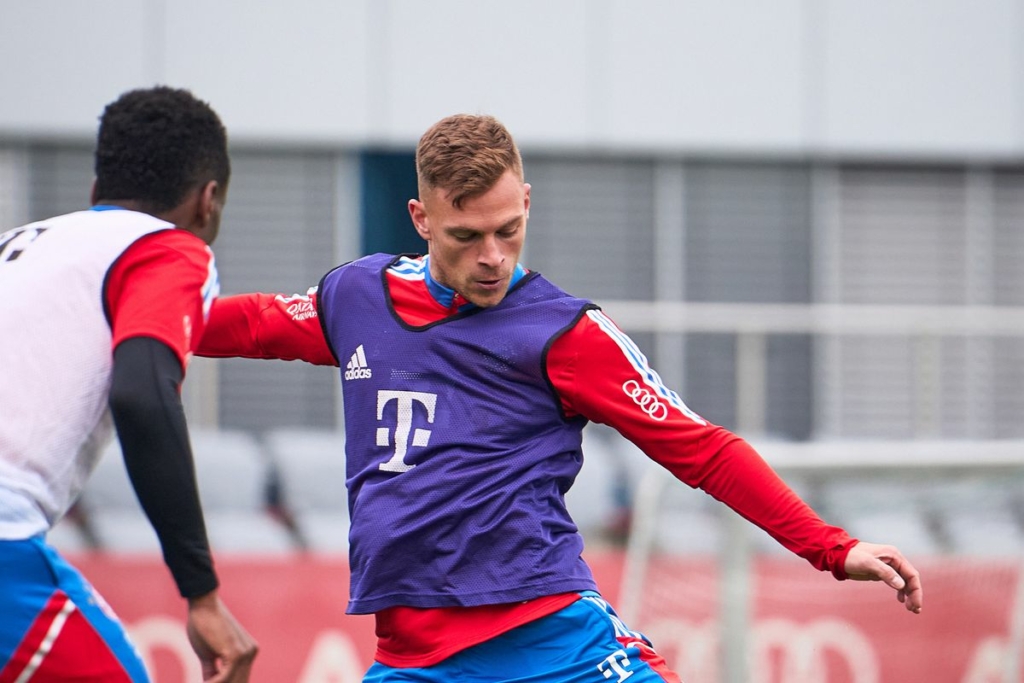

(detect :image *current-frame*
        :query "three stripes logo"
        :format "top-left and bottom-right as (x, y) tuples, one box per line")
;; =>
(344, 345), (373, 381)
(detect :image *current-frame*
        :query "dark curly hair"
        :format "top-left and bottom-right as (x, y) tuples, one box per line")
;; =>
(93, 86), (229, 214)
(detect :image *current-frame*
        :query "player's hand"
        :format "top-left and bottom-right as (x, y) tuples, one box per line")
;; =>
(843, 541), (923, 614)
(186, 589), (258, 681)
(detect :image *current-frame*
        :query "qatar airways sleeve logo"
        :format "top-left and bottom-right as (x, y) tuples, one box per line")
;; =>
(375, 390), (437, 473)
(274, 290), (317, 322)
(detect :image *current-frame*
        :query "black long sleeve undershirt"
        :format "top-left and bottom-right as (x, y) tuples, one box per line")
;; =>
(108, 336), (218, 598)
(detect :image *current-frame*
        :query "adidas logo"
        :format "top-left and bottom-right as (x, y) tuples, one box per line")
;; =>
(344, 345), (373, 380)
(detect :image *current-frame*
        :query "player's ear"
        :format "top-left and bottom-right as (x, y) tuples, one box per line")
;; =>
(409, 199), (431, 241)
(198, 180), (219, 224)
(190, 180), (224, 245)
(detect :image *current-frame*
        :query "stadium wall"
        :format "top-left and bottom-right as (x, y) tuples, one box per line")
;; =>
(0, 0), (1022, 158)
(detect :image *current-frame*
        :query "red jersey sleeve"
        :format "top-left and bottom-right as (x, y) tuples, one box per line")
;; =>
(105, 230), (217, 371)
(547, 308), (856, 577)
(197, 289), (337, 367)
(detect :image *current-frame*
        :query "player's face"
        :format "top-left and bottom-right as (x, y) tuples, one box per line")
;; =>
(409, 170), (530, 308)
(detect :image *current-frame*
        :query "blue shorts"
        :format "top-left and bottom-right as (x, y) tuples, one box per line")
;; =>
(0, 536), (150, 682)
(363, 591), (681, 682)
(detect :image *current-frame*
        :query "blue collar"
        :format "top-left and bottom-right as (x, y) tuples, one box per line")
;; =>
(422, 255), (527, 311)
(90, 204), (127, 211)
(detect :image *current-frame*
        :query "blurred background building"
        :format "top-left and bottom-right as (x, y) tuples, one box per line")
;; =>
(3, 0), (1021, 596)
(4, 0), (1024, 440)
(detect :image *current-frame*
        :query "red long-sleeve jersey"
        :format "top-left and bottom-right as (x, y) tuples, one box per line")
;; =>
(198, 256), (856, 667)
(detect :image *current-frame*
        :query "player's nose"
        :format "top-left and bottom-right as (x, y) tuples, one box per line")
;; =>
(477, 234), (505, 268)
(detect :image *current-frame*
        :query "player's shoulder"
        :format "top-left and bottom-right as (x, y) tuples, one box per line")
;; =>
(554, 307), (637, 358)
(134, 226), (209, 250)
(124, 228), (212, 265)
(565, 307), (612, 335)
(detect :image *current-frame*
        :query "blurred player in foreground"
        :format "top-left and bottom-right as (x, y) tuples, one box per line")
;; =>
(0, 87), (256, 682)
(199, 113), (922, 682)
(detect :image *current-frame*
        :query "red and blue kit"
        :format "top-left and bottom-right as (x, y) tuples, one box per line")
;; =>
(200, 253), (857, 679)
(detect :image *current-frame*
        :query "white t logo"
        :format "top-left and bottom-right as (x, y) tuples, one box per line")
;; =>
(597, 649), (634, 681)
(375, 390), (437, 473)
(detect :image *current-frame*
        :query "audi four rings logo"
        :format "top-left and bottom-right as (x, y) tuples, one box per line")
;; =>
(622, 380), (669, 421)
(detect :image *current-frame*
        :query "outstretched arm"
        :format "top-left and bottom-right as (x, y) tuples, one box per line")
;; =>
(549, 309), (923, 612)
(198, 291), (337, 366)
(549, 310), (853, 572)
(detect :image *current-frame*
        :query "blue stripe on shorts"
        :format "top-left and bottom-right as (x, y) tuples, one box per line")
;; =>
(363, 591), (676, 682)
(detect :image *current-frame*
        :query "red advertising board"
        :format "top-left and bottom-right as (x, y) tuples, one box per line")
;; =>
(68, 552), (1017, 683)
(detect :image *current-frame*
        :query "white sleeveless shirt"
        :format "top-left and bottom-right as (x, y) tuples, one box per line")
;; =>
(0, 209), (174, 538)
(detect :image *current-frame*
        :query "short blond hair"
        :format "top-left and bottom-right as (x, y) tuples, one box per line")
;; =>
(415, 114), (523, 209)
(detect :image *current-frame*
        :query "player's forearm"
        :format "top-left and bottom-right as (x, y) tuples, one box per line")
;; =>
(694, 438), (856, 577)
(109, 337), (219, 598)
(196, 294), (267, 359)
(198, 292), (337, 365)
(551, 316), (856, 576)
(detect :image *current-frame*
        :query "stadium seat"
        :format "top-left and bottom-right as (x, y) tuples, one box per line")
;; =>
(653, 506), (725, 556)
(79, 431), (297, 555)
(46, 508), (94, 554)
(188, 428), (297, 554)
(651, 470), (727, 557)
(923, 475), (1024, 556)
(816, 475), (941, 556)
(77, 441), (163, 553)
(263, 428), (349, 554)
(626, 452), (828, 558)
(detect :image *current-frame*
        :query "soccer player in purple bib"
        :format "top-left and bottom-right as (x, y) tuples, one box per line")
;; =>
(199, 114), (923, 682)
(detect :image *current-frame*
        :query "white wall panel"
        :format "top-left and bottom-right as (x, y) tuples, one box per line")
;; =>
(602, 1), (807, 151)
(161, 0), (371, 144)
(379, 0), (593, 147)
(818, 0), (1022, 157)
(0, 1), (151, 136)
(2, 0), (1024, 156)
